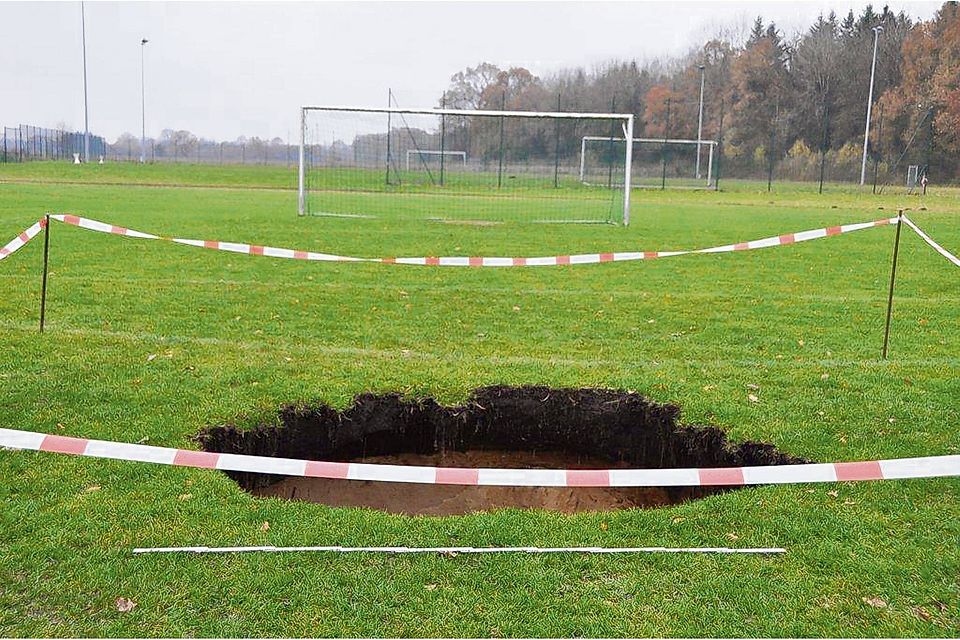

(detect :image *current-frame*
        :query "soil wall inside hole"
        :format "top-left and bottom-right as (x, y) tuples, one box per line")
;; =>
(198, 385), (807, 515)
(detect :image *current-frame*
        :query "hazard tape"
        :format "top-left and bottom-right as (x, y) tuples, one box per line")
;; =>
(47, 214), (899, 267)
(903, 216), (960, 268)
(0, 218), (45, 262)
(1, 428), (957, 487)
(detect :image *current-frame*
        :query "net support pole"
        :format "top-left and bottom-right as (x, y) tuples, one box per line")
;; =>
(497, 92), (506, 189)
(881, 210), (904, 360)
(553, 92), (561, 188)
(706, 142), (714, 187)
(297, 107), (306, 216)
(622, 115), (634, 226)
(439, 96), (446, 187)
(39, 214), (50, 333)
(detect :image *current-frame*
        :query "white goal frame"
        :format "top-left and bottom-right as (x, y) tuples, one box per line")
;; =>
(405, 149), (467, 171)
(580, 136), (717, 188)
(299, 105), (635, 225)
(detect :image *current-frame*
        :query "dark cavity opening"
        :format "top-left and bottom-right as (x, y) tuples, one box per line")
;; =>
(198, 385), (807, 516)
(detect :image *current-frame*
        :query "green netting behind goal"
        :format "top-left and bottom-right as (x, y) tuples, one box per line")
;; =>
(300, 107), (632, 224)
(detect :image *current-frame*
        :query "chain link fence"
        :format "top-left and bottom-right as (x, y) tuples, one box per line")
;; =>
(2, 125), (106, 163)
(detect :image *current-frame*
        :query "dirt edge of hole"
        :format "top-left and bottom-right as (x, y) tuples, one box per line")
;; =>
(197, 385), (809, 516)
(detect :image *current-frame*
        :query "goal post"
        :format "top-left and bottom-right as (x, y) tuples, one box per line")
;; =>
(581, 136), (717, 190)
(298, 105), (635, 225)
(405, 149), (466, 171)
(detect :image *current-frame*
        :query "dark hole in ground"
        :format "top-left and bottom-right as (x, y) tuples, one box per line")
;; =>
(198, 385), (808, 516)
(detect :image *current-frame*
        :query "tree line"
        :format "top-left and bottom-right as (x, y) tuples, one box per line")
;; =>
(440, 2), (960, 182)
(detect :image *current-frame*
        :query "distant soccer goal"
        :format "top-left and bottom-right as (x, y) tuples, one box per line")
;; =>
(405, 149), (466, 172)
(299, 106), (635, 225)
(580, 136), (717, 190)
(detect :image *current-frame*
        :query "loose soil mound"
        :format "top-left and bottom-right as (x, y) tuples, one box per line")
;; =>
(199, 385), (806, 515)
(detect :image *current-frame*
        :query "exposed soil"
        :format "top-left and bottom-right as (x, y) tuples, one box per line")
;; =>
(198, 385), (807, 516)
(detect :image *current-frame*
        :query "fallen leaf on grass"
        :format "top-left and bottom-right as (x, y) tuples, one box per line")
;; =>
(424, 584), (438, 591)
(912, 606), (932, 621)
(83, 485), (101, 493)
(599, 521), (608, 531)
(725, 532), (739, 541)
(178, 493), (192, 501)
(827, 490), (839, 497)
(115, 597), (137, 612)
(146, 354), (157, 362)
(260, 521), (270, 531)
(862, 596), (888, 609)
(747, 394), (759, 403)
(512, 305), (521, 312)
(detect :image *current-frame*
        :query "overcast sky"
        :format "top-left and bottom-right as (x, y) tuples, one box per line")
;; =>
(0, 1), (942, 143)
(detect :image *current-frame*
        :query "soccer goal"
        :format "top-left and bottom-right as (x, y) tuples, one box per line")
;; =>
(405, 149), (466, 172)
(580, 136), (717, 189)
(299, 106), (635, 224)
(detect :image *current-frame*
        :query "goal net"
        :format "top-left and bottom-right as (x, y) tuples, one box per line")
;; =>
(581, 137), (716, 189)
(405, 150), (466, 172)
(299, 106), (635, 224)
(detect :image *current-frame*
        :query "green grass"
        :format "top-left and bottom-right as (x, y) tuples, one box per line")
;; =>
(0, 162), (958, 637)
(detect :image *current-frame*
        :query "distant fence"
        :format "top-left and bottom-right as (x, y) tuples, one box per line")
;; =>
(2, 126), (107, 163)
(107, 139), (298, 166)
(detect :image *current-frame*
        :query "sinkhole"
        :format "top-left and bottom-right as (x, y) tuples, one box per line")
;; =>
(198, 385), (806, 516)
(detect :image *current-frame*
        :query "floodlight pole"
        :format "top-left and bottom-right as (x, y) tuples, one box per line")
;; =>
(695, 64), (705, 180)
(81, 2), (90, 163)
(860, 26), (883, 186)
(140, 38), (148, 163)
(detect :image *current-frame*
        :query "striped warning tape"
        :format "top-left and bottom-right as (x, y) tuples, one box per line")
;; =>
(2, 428), (957, 487)
(46, 213), (899, 267)
(0, 218), (45, 261)
(903, 216), (960, 268)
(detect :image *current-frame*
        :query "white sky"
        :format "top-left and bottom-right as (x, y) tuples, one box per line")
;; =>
(0, 0), (942, 143)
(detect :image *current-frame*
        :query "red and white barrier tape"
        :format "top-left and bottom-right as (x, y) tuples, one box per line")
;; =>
(0, 218), (45, 262)
(48, 213), (899, 267)
(903, 215), (960, 268)
(2, 428), (957, 487)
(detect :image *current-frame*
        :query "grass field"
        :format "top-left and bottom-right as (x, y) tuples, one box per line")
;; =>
(0, 161), (958, 637)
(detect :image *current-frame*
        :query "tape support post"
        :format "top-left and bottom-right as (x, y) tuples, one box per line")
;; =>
(1, 428), (957, 487)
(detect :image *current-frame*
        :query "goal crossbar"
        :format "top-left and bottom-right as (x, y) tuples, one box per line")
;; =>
(302, 105), (633, 120)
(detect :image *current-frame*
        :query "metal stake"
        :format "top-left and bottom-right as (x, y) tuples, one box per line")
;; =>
(881, 210), (904, 359)
(39, 214), (51, 333)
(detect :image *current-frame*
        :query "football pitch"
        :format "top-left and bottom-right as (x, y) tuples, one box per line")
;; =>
(0, 162), (957, 636)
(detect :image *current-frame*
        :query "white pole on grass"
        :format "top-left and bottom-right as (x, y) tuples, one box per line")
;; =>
(579, 136), (587, 183)
(860, 25), (883, 186)
(695, 64), (705, 180)
(623, 115), (634, 226)
(297, 107), (306, 215)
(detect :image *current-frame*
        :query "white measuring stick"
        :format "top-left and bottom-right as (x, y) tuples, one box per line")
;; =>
(132, 545), (786, 555)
